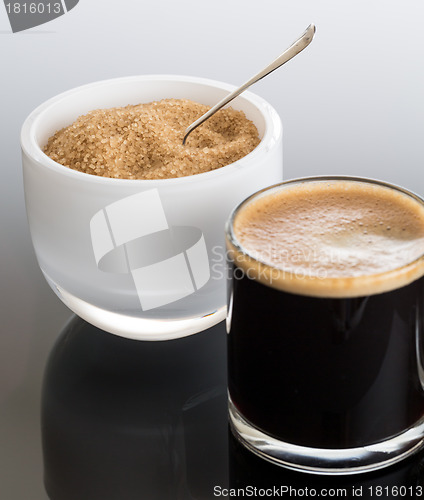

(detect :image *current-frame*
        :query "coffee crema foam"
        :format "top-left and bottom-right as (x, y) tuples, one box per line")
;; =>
(230, 180), (424, 297)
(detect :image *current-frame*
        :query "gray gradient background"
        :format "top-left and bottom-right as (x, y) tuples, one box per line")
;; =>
(1, 0), (423, 498)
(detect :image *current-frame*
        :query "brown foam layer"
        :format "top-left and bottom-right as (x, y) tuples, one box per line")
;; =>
(230, 179), (424, 297)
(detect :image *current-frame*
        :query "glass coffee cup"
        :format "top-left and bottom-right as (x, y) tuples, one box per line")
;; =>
(226, 176), (424, 474)
(21, 75), (282, 340)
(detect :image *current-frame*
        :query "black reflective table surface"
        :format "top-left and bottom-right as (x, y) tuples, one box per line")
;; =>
(41, 317), (424, 499)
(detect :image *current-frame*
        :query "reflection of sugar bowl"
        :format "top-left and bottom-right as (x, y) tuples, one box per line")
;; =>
(21, 75), (282, 340)
(42, 317), (229, 499)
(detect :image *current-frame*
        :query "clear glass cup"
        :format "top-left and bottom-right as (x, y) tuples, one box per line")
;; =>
(21, 75), (282, 340)
(226, 176), (424, 474)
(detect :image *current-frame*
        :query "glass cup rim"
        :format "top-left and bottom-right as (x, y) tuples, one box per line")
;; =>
(225, 175), (424, 296)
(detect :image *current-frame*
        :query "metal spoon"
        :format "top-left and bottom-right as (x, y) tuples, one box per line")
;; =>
(182, 23), (316, 145)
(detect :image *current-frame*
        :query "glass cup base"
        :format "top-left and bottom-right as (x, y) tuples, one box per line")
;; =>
(228, 397), (424, 475)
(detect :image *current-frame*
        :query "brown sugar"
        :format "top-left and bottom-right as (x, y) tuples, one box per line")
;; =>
(43, 98), (260, 180)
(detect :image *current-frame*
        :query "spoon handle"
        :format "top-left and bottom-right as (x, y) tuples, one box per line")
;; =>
(182, 24), (316, 145)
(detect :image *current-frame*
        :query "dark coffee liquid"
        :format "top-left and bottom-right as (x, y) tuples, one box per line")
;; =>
(228, 265), (424, 448)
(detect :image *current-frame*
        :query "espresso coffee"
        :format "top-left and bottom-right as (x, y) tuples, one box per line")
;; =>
(232, 179), (424, 297)
(227, 179), (424, 450)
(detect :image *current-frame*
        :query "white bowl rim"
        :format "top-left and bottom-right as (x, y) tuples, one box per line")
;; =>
(20, 74), (283, 186)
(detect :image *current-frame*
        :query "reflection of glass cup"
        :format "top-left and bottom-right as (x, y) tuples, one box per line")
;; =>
(21, 75), (282, 340)
(226, 177), (424, 474)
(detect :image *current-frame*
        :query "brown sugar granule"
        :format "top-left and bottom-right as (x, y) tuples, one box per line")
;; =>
(43, 99), (260, 180)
